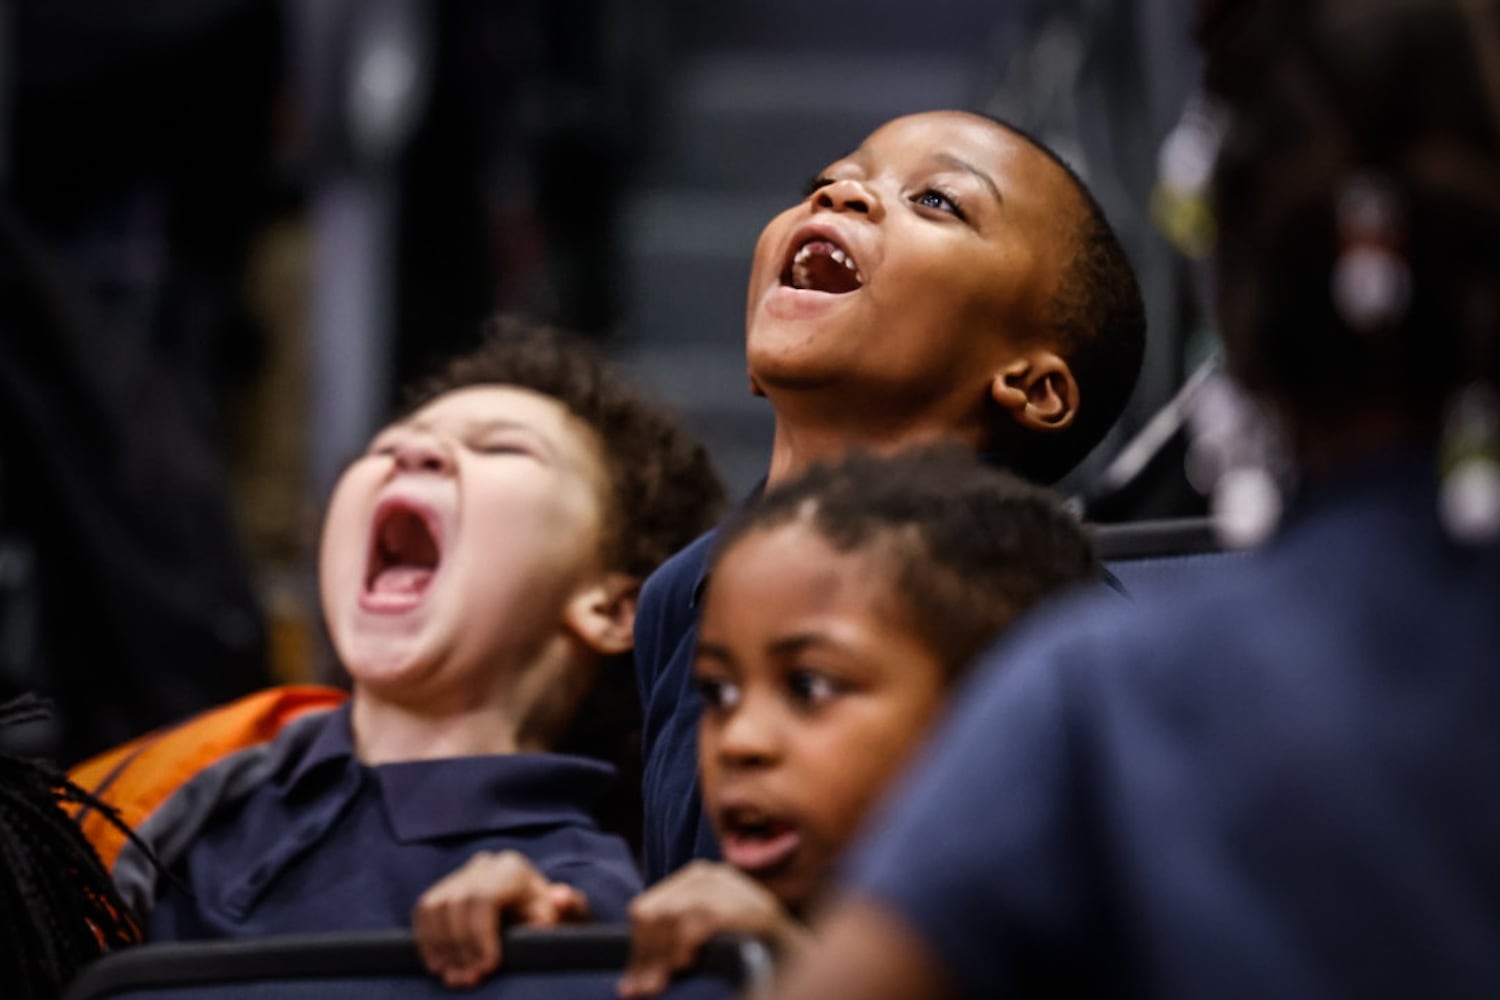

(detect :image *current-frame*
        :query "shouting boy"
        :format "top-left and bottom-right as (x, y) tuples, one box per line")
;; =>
(70, 321), (724, 937)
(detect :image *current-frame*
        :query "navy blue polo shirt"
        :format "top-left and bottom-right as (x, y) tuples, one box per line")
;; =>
(847, 447), (1500, 998)
(149, 705), (641, 941)
(636, 528), (723, 882)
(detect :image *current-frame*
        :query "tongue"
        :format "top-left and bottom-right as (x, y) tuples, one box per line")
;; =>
(370, 566), (434, 595)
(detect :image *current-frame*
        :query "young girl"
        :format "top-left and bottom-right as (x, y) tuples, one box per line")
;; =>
(413, 445), (1099, 991)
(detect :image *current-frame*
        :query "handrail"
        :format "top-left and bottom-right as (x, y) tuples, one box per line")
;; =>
(65, 926), (775, 1000)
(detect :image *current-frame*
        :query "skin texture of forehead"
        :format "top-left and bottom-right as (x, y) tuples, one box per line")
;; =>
(855, 110), (1080, 207)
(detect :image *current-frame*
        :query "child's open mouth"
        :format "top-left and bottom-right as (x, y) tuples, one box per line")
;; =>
(781, 237), (864, 294)
(362, 498), (442, 611)
(717, 805), (802, 875)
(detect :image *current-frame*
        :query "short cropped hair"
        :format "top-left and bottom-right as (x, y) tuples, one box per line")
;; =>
(994, 119), (1148, 485)
(711, 444), (1099, 676)
(408, 316), (728, 579)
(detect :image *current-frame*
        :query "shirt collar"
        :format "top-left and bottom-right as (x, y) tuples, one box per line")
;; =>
(372, 752), (619, 843)
(279, 702), (359, 791)
(690, 477), (766, 608)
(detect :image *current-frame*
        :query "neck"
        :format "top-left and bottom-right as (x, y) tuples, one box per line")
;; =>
(765, 406), (985, 487)
(350, 695), (523, 764)
(348, 634), (590, 765)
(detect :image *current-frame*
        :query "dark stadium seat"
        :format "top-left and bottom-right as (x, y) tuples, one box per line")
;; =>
(63, 926), (773, 1000)
(1093, 517), (1253, 595)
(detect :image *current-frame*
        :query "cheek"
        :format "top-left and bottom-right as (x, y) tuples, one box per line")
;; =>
(748, 212), (796, 292)
(456, 475), (603, 598)
(805, 697), (943, 837)
(318, 473), (373, 595)
(795, 721), (906, 834)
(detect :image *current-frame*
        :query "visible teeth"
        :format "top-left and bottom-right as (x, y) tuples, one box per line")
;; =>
(786, 239), (864, 290)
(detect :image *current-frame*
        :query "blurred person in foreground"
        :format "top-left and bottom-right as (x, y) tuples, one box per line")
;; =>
(777, 1), (1500, 997)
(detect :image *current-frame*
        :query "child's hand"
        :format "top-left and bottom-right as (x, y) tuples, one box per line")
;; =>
(617, 861), (807, 998)
(412, 849), (591, 989)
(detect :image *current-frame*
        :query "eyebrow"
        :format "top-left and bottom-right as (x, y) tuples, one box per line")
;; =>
(694, 640), (734, 665)
(767, 632), (835, 657)
(934, 152), (1003, 207)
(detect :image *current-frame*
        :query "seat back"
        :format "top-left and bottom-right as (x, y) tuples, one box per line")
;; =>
(64, 927), (773, 1000)
(1094, 517), (1253, 596)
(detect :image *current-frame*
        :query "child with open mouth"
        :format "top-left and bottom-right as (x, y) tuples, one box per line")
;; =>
(638, 107), (1146, 884)
(412, 444), (1099, 993)
(70, 319), (725, 943)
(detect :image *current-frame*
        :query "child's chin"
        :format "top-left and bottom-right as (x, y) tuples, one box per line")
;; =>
(338, 637), (434, 690)
(757, 867), (816, 918)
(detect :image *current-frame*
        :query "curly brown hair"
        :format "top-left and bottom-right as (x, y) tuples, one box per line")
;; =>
(405, 318), (726, 845)
(406, 316), (727, 580)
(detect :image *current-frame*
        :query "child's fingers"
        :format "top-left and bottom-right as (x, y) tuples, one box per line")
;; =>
(412, 852), (537, 985)
(548, 883), (593, 924)
(413, 890), (472, 982)
(412, 894), (448, 975)
(620, 895), (715, 998)
(457, 891), (505, 977)
(620, 896), (674, 997)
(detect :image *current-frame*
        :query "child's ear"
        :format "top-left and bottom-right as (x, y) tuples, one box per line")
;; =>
(562, 573), (640, 656)
(990, 351), (1079, 433)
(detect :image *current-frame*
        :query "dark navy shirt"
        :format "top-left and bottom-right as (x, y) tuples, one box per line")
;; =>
(636, 528), (723, 883)
(149, 705), (642, 941)
(848, 449), (1500, 998)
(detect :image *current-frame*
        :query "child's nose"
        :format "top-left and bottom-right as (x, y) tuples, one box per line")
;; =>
(814, 178), (885, 222)
(715, 703), (782, 769)
(392, 435), (454, 475)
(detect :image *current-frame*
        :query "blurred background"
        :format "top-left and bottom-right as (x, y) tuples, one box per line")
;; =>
(0, 0), (1212, 761)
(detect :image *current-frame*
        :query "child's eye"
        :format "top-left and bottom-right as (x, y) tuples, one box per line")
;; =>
(787, 670), (842, 709)
(912, 188), (966, 220)
(470, 441), (529, 457)
(694, 676), (741, 711)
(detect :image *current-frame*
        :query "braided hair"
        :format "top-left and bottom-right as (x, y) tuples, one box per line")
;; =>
(0, 695), (141, 998)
